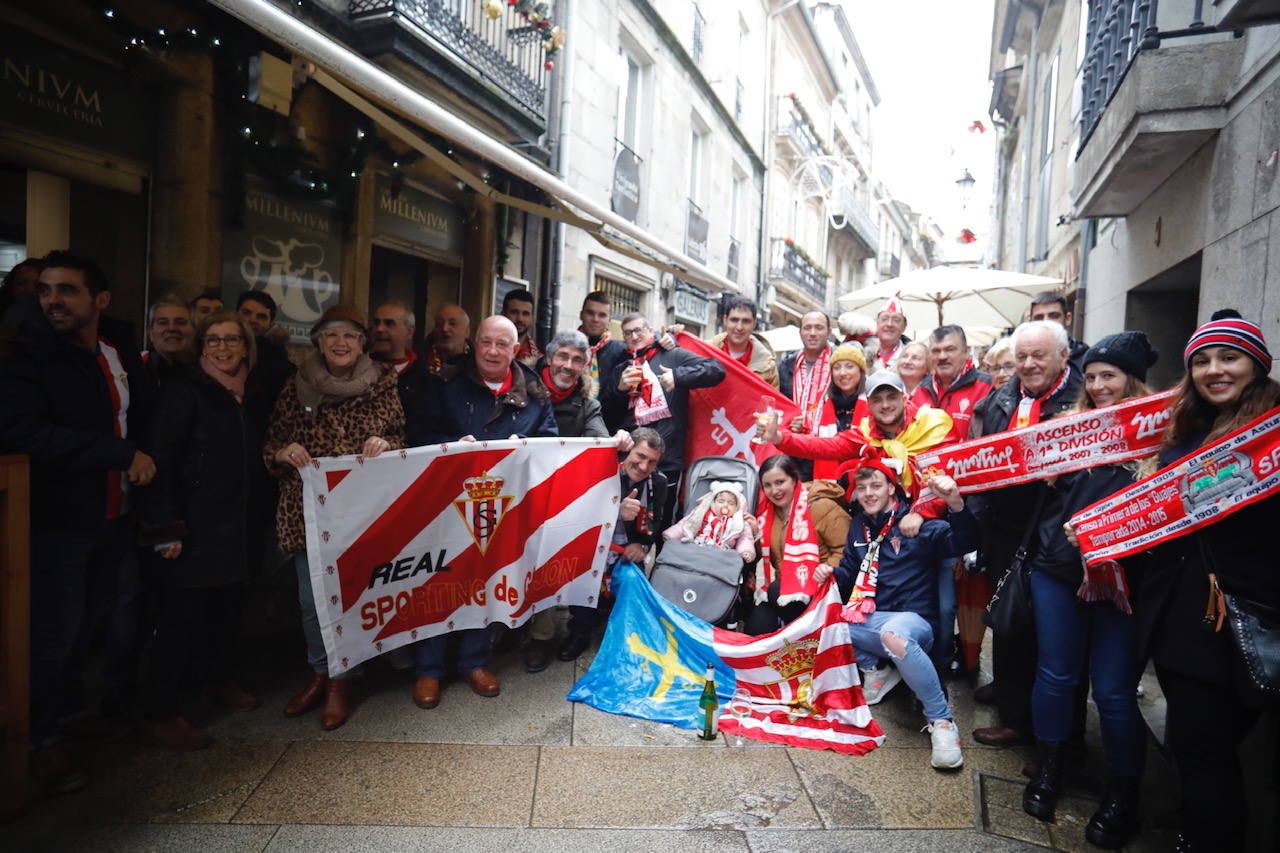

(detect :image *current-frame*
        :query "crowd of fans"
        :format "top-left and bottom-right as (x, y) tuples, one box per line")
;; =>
(1, 251), (1276, 850)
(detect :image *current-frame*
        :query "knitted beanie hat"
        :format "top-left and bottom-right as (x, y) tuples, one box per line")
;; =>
(1083, 330), (1159, 382)
(831, 342), (867, 371)
(1182, 314), (1271, 372)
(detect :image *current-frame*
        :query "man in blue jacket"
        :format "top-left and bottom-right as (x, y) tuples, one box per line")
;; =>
(821, 459), (977, 771)
(0, 251), (156, 793)
(408, 315), (557, 709)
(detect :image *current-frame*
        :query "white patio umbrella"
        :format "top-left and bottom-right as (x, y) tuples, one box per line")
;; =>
(760, 324), (803, 353)
(837, 267), (1065, 335)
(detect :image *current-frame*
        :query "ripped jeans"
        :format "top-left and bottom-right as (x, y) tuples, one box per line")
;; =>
(848, 610), (951, 722)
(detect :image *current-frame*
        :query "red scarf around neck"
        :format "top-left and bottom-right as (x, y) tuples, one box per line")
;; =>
(486, 368), (514, 397)
(540, 367), (577, 404)
(792, 347), (832, 433)
(842, 502), (899, 623)
(755, 484), (822, 606)
(720, 336), (753, 368)
(1011, 365), (1071, 430)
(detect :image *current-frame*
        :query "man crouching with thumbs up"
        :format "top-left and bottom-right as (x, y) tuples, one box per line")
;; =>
(558, 427), (669, 662)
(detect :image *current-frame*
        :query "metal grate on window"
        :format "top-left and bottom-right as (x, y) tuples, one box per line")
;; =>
(594, 274), (642, 318)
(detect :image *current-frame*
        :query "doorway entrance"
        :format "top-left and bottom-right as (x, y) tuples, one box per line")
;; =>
(368, 244), (462, 350)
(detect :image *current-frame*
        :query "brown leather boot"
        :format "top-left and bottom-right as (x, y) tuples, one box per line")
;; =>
(413, 676), (441, 709)
(320, 678), (350, 730)
(283, 673), (328, 717)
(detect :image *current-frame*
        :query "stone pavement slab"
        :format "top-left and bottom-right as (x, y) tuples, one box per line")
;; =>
(7, 823), (280, 853)
(231, 741), (538, 826)
(530, 745), (822, 829)
(789, 745), (1027, 829)
(745, 827), (1044, 851)
(207, 651), (576, 746)
(262, 825), (750, 852)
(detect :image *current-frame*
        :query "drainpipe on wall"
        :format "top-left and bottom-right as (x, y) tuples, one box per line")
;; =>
(1013, 0), (1042, 273)
(547, 0), (575, 339)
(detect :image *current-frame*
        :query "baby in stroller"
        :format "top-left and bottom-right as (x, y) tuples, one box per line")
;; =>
(662, 481), (757, 562)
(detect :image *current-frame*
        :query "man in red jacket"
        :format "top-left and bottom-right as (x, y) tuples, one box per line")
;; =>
(922, 325), (992, 443)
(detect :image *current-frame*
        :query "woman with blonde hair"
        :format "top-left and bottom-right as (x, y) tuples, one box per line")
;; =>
(1020, 331), (1158, 848)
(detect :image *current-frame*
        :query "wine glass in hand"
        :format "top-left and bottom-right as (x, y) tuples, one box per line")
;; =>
(752, 395), (776, 444)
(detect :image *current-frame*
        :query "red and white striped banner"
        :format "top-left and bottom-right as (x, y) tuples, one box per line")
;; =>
(301, 437), (620, 676)
(714, 581), (885, 755)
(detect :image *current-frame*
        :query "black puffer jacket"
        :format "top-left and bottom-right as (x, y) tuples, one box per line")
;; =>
(553, 381), (608, 438)
(1028, 463), (1145, 588)
(142, 365), (268, 588)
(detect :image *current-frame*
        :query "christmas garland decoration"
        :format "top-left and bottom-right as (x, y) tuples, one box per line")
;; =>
(486, 0), (567, 70)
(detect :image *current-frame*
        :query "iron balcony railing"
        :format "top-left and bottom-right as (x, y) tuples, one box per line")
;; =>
(837, 187), (880, 257)
(770, 238), (827, 302)
(1079, 0), (1229, 151)
(349, 0), (549, 119)
(777, 97), (825, 159)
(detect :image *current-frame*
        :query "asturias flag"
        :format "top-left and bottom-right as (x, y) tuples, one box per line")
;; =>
(568, 563), (885, 755)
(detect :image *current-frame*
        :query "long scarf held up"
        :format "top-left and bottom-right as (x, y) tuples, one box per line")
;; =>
(1078, 559), (1132, 613)
(858, 406), (953, 496)
(791, 347), (832, 433)
(1071, 405), (1280, 566)
(755, 484), (821, 606)
(913, 389), (1178, 498)
(628, 346), (671, 425)
(295, 351), (382, 411)
(842, 503), (898, 623)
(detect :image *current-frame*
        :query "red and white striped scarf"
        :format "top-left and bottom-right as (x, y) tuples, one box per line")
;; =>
(1077, 559), (1132, 614)
(842, 502), (898, 623)
(1011, 366), (1071, 429)
(756, 484), (821, 606)
(791, 347), (832, 433)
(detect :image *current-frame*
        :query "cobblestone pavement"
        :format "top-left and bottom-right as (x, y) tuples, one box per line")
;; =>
(7, 617), (1188, 852)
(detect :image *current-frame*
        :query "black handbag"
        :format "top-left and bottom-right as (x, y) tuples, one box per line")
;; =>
(982, 487), (1048, 636)
(1223, 592), (1280, 708)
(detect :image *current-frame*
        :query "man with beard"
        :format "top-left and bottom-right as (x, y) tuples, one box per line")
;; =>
(502, 288), (541, 368)
(0, 251), (156, 793)
(142, 295), (195, 387)
(236, 290), (295, 409)
(523, 329), (633, 671)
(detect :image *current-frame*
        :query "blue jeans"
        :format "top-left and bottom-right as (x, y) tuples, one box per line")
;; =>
(933, 557), (958, 671)
(1030, 570), (1145, 776)
(849, 610), (951, 722)
(412, 629), (489, 678)
(292, 552), (350, 679)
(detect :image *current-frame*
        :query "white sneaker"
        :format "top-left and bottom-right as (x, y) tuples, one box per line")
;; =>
(927, 719), (964, 769)
(860, 663), (901, 705)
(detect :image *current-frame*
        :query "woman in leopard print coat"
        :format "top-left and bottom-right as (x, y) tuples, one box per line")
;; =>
(263, 305), (404, 731)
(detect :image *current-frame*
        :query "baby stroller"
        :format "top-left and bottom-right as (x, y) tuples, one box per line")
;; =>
(649, 455), (759, 626)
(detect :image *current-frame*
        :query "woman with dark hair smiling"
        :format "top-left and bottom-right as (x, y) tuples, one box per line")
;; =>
(746, 455), (850, 635)
(1135, 313), (1279, 851)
